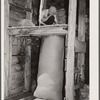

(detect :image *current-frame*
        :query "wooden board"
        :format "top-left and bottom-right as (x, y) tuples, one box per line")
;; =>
(5, 92), (33, 100)
(12, 45), (22, 55)
(10, 0), (27, 9)
(4, 0), (10, 97)
(77, 0), (86, 82)
(65, 0), (77, 100)
(8, 25), (68, 36)
(11, 71), (24, 80)
(11, 64), (23, 73)
(9, 86), (24, 95)
(10, 78), (24, 90)
(9, 4), (26, 27)
(24, 39), (31, 91)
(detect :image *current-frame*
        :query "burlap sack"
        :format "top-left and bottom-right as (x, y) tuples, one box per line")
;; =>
(34, 36), (64, 100)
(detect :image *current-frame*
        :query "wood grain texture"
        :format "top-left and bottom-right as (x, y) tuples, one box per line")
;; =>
(9, 4), (26, 26)
(77, 0), (86, 82)
(11, 71), (24, 80)
(9, 36), (13, 93)
(12, 45), (21, 55)
(9, 86), (24, 95)
(65, 0), (77, 100)
(10, 78), (24, 90)
(4, 0), (10, 97)
(8, 25), (68, 36)
(24, 39), (31, 91)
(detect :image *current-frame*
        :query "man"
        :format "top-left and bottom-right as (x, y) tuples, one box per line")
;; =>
(40, 6), (58, 25)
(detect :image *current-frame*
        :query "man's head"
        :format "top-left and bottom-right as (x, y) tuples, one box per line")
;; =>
(48, 6), (57, 15)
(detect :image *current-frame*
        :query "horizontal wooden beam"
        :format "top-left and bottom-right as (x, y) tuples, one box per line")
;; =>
(74, 38), (86, 53)
(8, 24), (68, 36)
(8, 24), (68, 30)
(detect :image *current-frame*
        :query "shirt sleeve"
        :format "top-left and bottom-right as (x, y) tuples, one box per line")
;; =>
(43, 15), (55, 25)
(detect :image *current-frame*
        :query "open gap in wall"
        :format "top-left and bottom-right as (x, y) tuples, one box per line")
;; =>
(32, 0), (69, 25)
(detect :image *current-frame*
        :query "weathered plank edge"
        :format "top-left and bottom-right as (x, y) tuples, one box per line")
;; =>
(8, 24), (68, 30)
(4, 0), (10, 97)
(65, 0), (77, 100)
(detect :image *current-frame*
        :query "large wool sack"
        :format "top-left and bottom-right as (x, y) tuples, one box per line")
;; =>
(34, 36), (64, 100)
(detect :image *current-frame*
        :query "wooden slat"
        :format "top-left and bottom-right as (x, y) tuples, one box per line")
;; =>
(11, 64), (22, 73)
(75, 38), (86, 53)
(12, 45), (21, 55)
(77, 0), (86, 82)
(8, 26), (68, 36)
(65, 0), (77, 100)
(24, 39), (31, 91)
(8, 24), (68, 30)
(9, 36), (13, 92)
(10, 3), (31, 12)
(5, 92), (33, 100)
(10, 78), (24, 90)
(11, 71), (24, 80)
(4, 0), (10, 97)
(9, 86), (24, 95)
(12, 56), (19, 65)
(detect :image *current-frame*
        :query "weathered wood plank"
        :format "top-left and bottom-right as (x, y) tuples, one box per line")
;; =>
(8, 25), (68, 36)
(75, 38), (86, 53)
(10, 78), (24, 90)
(5, 92), (33, 100)
(11, 64), (22, 73)
(11, 71), (24, 80)
(4, 0), (10, 97)
(24, 39), (31, 91)
(9, 4), (26, 27)
(77, 0), (86, 82)
(8, 24), (68, 30)
(65, 0), (77, 100)
(8, 36), (13, 93)
(12, 45), (21, 55)
(12, 56), (19, 65)
(9, 86), (24, 95)
(9, 2), (31, 12)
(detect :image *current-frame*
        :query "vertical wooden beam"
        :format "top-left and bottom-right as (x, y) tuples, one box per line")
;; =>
(77, 0), (86, 82)
(24, 38), (31, 91)
(9, 36), (13, 94)
(24, 0), (32, 91)
(4, 0), (10, 97)
(65, 0), (77, 100)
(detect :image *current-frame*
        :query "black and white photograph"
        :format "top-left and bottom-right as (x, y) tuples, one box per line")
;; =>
(1, 0), (99, 100)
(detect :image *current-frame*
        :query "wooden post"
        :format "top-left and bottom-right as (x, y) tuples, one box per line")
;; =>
(77, 0), (86, 82)
(65, 0), (77, 100)
(24, 38), (31, 91)
(4, 0), (10, 97)
(8, 36), (13, 94)
(24, 0), (32, 91)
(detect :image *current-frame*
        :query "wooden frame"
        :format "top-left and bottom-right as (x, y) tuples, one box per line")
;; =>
(4, 0), (87, 100)
(65, 0), (77, 100)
